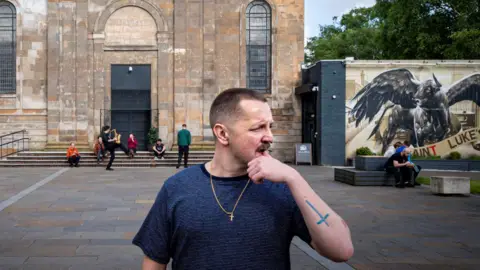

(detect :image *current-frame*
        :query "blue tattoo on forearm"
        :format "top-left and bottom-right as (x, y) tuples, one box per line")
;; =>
(306, 200), (329, 226)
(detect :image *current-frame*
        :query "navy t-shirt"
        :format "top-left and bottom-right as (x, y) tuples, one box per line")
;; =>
(132, 164), (312, 270)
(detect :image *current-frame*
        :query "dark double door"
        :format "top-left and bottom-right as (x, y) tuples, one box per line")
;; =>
(301, 92), (318, 165)
(110, 65), (151, 151)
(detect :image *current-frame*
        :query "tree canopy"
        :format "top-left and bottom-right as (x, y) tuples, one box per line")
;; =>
(305, 0), (480, 64)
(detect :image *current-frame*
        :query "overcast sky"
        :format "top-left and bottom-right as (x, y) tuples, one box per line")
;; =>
(305, 0), (376, 44)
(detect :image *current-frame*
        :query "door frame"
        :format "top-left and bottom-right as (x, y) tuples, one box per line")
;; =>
(108, 64), (153, 151)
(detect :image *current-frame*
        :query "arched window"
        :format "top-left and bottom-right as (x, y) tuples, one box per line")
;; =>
(246, 1), (271, 91)
(0, 1), (15, 94)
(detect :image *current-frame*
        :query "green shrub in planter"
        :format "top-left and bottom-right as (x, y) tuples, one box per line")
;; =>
(468, 155), (480, 160)
(447, 151), (462, 160)
(356, 147), (375, 156)
(147, 127), (159, 150)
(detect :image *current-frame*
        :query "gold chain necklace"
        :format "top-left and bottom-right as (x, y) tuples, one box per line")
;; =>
(209, 165), (250, 222)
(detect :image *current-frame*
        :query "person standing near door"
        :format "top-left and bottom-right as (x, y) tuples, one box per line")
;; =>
(176, 124), (191, 168)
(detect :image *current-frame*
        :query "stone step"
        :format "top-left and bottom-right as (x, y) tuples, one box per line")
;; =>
(7, 155), (213, 160)
(4, 158), (211, 163)
(17, 151), (214, 156)
(44, 143), (91, 151)
(0, 159), (209, 164)
(0, 161), (205, 168)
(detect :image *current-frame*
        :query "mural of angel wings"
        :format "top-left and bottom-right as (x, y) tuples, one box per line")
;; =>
(349, 68), (480, 152)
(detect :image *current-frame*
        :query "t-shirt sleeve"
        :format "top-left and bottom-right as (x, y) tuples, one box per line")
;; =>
(132, 185), (171, 265)
(285, 185), (312, 246)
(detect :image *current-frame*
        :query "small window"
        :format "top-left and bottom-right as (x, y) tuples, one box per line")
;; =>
(0, 1), (15, 94)
(246, 1), (271, 91)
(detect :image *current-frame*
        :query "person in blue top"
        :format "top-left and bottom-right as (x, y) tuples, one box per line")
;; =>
(132, 88), (354, 270)
(395, 140), (410, 154)
(176, 124), (191, 168)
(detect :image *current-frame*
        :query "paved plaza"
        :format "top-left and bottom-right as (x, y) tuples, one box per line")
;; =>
(0, 166), (479, 269)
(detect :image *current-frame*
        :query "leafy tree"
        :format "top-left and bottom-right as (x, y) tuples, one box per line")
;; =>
(305, 0), (480, 63)
(305, 8), (382, 63)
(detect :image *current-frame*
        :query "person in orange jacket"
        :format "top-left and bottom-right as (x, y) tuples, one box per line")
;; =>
(66, 142), (81, 167)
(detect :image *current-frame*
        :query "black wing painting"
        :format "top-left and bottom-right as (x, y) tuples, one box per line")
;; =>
(350, 68), (421, 141)
(350, 69), (420, 127)
(446, 73), (480, 108)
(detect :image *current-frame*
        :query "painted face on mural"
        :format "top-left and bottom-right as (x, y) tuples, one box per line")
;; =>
(414, 75), (443, 106)
(228, 99), (274, 164)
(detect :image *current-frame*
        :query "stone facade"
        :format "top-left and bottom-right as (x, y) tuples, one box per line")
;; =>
(0, 0), (304, 162)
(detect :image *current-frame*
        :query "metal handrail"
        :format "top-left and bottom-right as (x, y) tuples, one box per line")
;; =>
(0, 129), (26, 139)
(0, 129), (30, 159)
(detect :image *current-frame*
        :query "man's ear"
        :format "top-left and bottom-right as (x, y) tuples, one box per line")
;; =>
(213, 123), (229, 146)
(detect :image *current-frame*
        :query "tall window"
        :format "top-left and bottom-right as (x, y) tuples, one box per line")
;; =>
(246, 1), (271, 91)
(0, 1), (15, 94)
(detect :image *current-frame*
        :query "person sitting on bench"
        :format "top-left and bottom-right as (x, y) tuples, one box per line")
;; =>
(384, 148), (421, 188)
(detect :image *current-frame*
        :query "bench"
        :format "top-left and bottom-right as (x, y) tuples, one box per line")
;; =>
(430, 176), (470, 195)
(334, 168), (396, 186)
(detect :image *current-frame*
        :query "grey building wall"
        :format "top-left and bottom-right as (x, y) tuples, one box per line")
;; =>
(317, 61), (346, 166)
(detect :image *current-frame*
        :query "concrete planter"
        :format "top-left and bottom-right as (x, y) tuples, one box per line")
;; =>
(355, 156), (479, 171)
(468, 160), (480, 171)
(355, 156), (388, 171)
(413, 160), (470, 171)
(431, 176), (470, 195)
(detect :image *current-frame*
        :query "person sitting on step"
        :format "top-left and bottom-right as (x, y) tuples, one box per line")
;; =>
(153, 139), (165, 160)
(128, 133), (138, 159)
(94, 136), (105, 163)
(66, 142), (81, 167)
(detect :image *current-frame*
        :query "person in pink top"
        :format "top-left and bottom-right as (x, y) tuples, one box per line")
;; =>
(128, 133), (138, 158)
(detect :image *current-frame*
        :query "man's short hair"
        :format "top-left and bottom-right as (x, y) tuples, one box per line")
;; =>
(102, 125), (110, 132)
(157, 139), (162, 142)
(404, 140), (410, 145)
(209, 88), (267, 129)
(182, 124), (186, 127)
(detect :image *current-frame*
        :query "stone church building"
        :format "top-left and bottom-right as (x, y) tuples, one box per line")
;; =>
(0, 0), (304, 162)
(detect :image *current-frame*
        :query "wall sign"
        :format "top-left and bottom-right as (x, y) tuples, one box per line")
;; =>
(295, 143), (312, 165)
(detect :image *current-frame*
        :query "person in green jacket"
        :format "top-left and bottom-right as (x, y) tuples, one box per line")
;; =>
(177, 124), (191, 168)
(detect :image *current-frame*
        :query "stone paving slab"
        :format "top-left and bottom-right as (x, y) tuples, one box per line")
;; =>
(2, 165), (479, 269)
(300, 166), (480, 270)
(0, 167), (327, 270)
(0, 168), (59, 202)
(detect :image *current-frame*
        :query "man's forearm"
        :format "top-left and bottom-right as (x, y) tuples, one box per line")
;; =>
(286, 170), (354, 262)
(142, 256), (166, 270)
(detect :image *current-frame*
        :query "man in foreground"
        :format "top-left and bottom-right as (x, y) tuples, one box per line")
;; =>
(384, 148), (421, 188)
(132, 88), (354, 269)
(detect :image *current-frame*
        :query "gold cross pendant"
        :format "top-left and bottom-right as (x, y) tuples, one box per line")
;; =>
(229, 214), (234, 222)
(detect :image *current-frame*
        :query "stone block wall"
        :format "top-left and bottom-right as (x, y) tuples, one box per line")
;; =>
(2, 0), (304, 162)
(0, 0), (48, 149)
